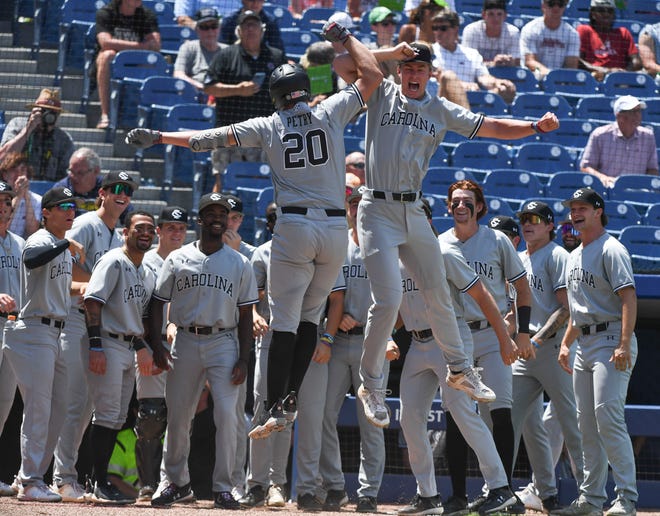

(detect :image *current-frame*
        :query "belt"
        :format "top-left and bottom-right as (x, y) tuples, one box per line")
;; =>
(107, 332), (138, 343)
(281, 206), (346, 217)
(372, 190), (421, 202)
(580, 322), (609, 336)
(412, 328), (433, 341)
(41, 317), (65, 329)
(180, 325), (227, 335)
(338, 326), (364, 335)
(468, 320), (490, 331)
(0, 311), (18, 318)
(530, 330), (556, 340)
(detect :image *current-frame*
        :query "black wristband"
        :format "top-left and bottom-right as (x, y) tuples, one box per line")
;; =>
(133, 338), (147, 351)
(89, 335), (102, 350)
(518, 305), (531, 334)
(87, 325), (101, 339)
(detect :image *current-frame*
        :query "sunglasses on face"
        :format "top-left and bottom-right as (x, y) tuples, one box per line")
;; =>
(545, 0), (566, 7)
(198, 23), (219, 30)
(379, 20), (395, 26)
(55, 202), (77, 211)
(519, 213), (544, 225)
(561, 224), (580, 236)
(108, 183), (134, 196)
(432, 25), (451, 31)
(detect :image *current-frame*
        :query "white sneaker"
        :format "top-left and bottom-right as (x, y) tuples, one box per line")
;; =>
(357, 384), (390, 428)
(515, 483), (543, 512)
(10, 476), (20, 493)
(266, 484), (286, 507)
(446, 367), (496, 403)
(231, 486), (245, 502)
(18, 482), (62, 502)
(605, 497), (636, 516)
(0, 480), (15, 496)
(52, 481), (87, 502)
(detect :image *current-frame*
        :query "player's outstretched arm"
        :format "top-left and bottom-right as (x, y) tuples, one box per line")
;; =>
(125, 127), (238, 152)
(478, 111), (559, 140)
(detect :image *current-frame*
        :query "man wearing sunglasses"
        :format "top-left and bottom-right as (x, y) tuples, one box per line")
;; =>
(368, 7), (400, 82)
(520, 0), (579, 79)
(54, 148), (103, 217)
(560, 219), (581, 252)
(52, 171), (137, 503)
(576, 0), (641, 81)
(510, 201), (583, 515)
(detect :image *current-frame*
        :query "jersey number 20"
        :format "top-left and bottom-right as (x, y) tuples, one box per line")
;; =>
(283, 129), (329, 169)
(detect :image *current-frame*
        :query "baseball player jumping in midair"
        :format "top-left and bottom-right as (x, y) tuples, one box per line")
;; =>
(554, 188), (638, 516)
(146, 193), (258, 510)
(332, 41), (558, 428)
(126, 20), (393, 441)
(2, 186), (85, 502)
(84, 211), (157, 504)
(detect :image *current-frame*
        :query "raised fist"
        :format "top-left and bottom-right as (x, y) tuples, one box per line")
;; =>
(125, 128), (162, 149)
(322, 21), (351, 44)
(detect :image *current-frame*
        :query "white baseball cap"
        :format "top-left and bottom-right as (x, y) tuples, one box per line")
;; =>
(613, 95), (646, 115)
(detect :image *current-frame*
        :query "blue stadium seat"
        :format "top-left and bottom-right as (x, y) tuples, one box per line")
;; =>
(564, 0), (590, 20)
(253, 186), (275, 244)
(263, 4), (297, 28)
(456, 0), (484, 15)
(602, 72), (658, 98)
(136, 76), (199, 131)
(618, 225), (660, 273)
(159, 24), (196, 57)
(482, 169), (544, 206)
(429, 145), (449, 167)
(344, 136), (366, 154)
(488, 67), (539, 93)
(344, 112), (366, 138)
(466, 91), (509, 116)
(450, 141), (510, 170)
(297, 7), (336, 30)
(643, 99), (660, 125)
(509, 93), (572, 119)
(432, 216), (455, 234)
(605, 200), (642, 235)
(508, 0), (544, 17)
(222, 162), (273, 192)
(32, 0), (65, 58)
(55, 0), (107, 85)
(608, 174), (660, 209)
(280, 29), (316, 61)
(0, 110), (5, 135)
(643, 203), (660, 226)
(30, 180), (56, 196)
(513, 142), (577, 173)
(620, 0), (660, 22)
(537, 118), (600, 149)
(422, 167), (477, 196)
(615, 19), (645, 39)
(481, 196), (517, 222)
(574, 95), (616, 122)
(80, 23), (98, 112)
(545, 171), (607, 199)
(141, 0), (175, 25)
(541, 68), (600, 101)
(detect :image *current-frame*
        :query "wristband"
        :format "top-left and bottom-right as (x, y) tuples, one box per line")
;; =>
(531, 338), (540, 349)
(517, 305), (531, 334)
(320, 332), (334, 347)
(89, 335), (102, 350)
(155, 131), (163, 145)
(87, 325), (101, 339)
(531, 121), (547, 134)
(132, 338), (146, 351)
(89, 346), (104, 352)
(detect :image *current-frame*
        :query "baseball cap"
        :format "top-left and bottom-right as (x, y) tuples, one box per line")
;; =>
(225, 194), (244, 213)
(238, 10), (261, 25)
(159, 206), (188, 224)
(483, 0), (507, 10)
(346, 184), (366, 201)
(590, 0), (615, 7)
(613, 95), (646, 115)
(400, 42), (434, 65)
(198, 192), (232, 213)
(488, 216), (520, 237)
(101, 170), (139, 190)
(195, 7), (221, 24)
(369, 6), (394, 24)
(516, 200), (554, 224)
(0, 181), (16, 198)
(562, 187), (605, 210)
(42, 186), (80, 210)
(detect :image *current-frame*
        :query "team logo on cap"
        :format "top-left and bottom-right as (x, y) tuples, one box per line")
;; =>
(118, 172), (130, 181)
(171, 209), (184, 220)
(210, 193), (222, 201)
(525, 202), (538, 210)
(573, 190), (584, 199)
(489, 217), (501, 227)
(63, 188), (73, 197)
(0, 183), (9, 192)
(227, 198), (237, 208)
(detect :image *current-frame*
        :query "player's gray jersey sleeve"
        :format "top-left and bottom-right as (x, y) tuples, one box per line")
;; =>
(66, 212), (124, 274)
(250, 241), (271, 319)
(0, 232), (25, 302)
(440, 240), (479, 317)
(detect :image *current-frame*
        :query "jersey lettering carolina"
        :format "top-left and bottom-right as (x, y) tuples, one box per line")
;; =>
(0, 232), (24, 302)
(340, 235), (371, 326)
(232, 84), (364, 210)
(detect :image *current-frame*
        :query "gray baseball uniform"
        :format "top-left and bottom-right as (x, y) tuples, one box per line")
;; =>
(2, 228), (72, 486)
(154, 241), (258, 492)
(53, 211), (124, 487)
(566, 232), (638, 508)
(320, 232), (388, 499)
(398, 244), (508, 498)
(511, 241), (584, 499)
(84, 247), (156, 429)
(359, 79), (482, 392)
(0, 230), (24, 433)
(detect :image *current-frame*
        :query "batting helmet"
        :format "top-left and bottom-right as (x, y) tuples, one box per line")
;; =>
(269, 64), (311, 110)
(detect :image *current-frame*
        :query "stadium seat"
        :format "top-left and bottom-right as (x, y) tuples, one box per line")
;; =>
(280, 29), (316, 62)
(564, 0), (590, 20)
(141, 0), (175, 25)
(513, 142), (577, 173)
(574, 95), (616, 122)
(608, 174), (660, 209)
(605, 200), (642, 235)
(618, 225), (660, 274)
(222, 162), (273, 192)
(643, 203), (660, 226)
(159, 24), (196, 57)
(0, 110), (5, 135)
(482, 169), (544, 206)
(31, 0), (65, 58)
(263, 4), (297, 28)
(422, 167), (477, 196)
(466, 91), (509, 116)
(136, 76), (199, 131)
(488, 67), (539, 93)
(545, 171), (607, 199)
(30, 180), (56, 196)
(537, 118), (600, 149)
(297, 7), (335, 30)
(615, 19), (645, 39)
(344, 136), (366, 154)
(450, 141), (510, 170)
(55, 0), (107, 85)
(429, 145), (449, 167)
(643, 99), (660, 125)
(344, 113), (366, 138)
(620, 0), (660, 22)
(481, 196), (517, 222)
(432, 216), (455, 234)
(254, 186), (275, 245)
(509, 93), (572, 119)
(541, 68), (600, 101)
(601, 72), (658, 98)
(80, 23), (98, 112)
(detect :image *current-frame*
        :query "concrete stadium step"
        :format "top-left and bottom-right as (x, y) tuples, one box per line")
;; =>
(0, 72), (51, 89)
(0, 84), (50, 102)
(104, 157), (165, 178)
(65, 128), (110, 144)
(133, 186), (162, 201)
(132, 186), (194, 208)
(0, 47), (33, 61)
(100, 169), (141, 185)
(130, 199), (167, 217)
(2, 109), (88, 129)
(0, 32), (13, 47)
(0, 59), (37, 74)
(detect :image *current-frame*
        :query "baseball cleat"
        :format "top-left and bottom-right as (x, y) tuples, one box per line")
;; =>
(358, 384), (390, 427)
(446, 367), (496, 402)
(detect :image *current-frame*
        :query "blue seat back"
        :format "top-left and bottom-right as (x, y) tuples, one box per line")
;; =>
(537, 118), (600, 149)
(602, 72), (658, 98)
(466, 91), (509, 116)
(545, 171), (607, 199)
(510, 93), (572, 119)
(542, 68), (600, 96)
(605, 200), (642, 234)
(608, 174), (660, 207)
(574, 95), (616, 122)
(619, 225), (660, 257)
(643, 203), (660, 226)
(223, 162), (273, 192)
(488, 67), (539, 93)
(482, 169), (544, 204)
(159, 24), (197, 55)
(280, 29), (316, 61)
(422, 167), (477, 196)
(141, 0), (175, 25)
(451, 141), (510, 170)
(513, 142), (576, 173)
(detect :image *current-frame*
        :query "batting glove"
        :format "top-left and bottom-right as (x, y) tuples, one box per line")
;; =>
(125, 128), (162, 149)
(322, 20), (351, 44)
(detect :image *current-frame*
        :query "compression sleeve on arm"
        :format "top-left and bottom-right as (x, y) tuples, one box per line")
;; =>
(23, 239), (70, 269)
(189, 127), (229, 152)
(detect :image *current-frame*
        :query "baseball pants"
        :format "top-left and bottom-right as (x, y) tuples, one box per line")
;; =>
(320, 332), (388, 498)
(573, 323), (638, 508)
(231, 381), (248, 493)
(543, 400), (580, 477)
(358, 195), (469, 392)
(163, 330), (239, 492)
(3, 319), (67, 485)
(473, 327), (513, 412)
(0, 316), (17, 431)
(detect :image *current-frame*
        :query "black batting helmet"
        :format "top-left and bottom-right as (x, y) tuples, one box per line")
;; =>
(269, 64), (311, 110)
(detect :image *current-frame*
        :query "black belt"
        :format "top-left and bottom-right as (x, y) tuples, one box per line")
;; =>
(338, 326), (364, 335)
(412, 328), (433, 340)
(281, 206), (346, 217)
(468, 320), (490, 331)
(41, 317), (65, 329)
(580, 322), (609, 336)
(78, 308), (85, 315)
(372, 190), (421, 202)
(107, 332), (138, 343)
(180, 325), (226, 335)
(0, 311), (18, 318)
(530, 330), (557, 340)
